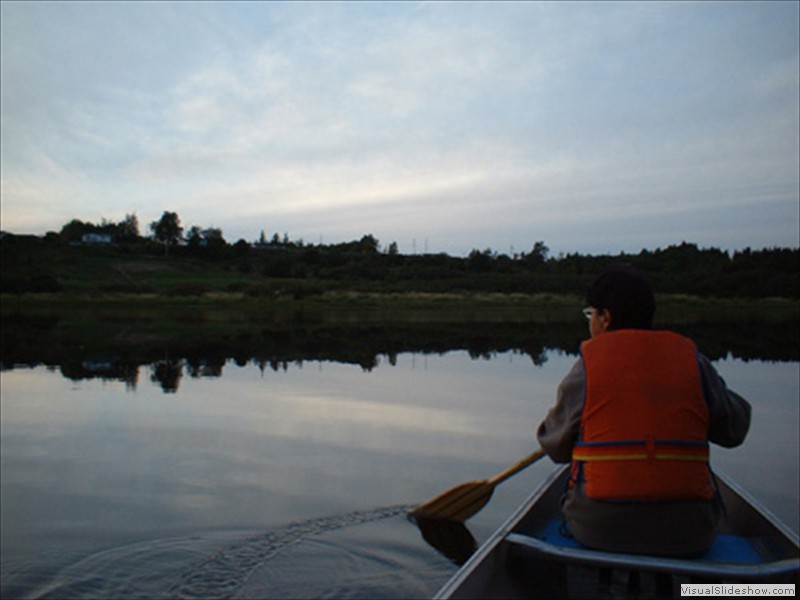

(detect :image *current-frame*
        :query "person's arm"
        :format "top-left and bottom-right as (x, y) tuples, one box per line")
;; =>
(699, 354), (752, 447)
(537, 358), (585, 463)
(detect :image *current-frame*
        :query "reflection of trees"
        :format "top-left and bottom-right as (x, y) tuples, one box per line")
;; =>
(151, 359), (183, 393)
(1, 314), (798, 394)
(256, 358), (289, 373)
(59, 362), (140, 390)
(186, 356), (225, 378)
(527, 348), (549, 367)
(670, 322), (800, 363)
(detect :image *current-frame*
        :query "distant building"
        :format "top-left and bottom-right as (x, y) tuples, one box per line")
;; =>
(81, 233), (114, 245)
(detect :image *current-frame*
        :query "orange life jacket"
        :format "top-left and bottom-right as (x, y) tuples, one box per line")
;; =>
(571, 330), (714, 502)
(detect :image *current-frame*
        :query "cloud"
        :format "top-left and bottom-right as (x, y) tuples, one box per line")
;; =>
(1, 1), (797, 255)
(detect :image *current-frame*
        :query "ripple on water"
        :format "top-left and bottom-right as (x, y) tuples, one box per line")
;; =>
(14, 536), (223, 600)
(234, 512), (453, 599)
(171, 504), (442, 600)
(7, 504), (449, 600)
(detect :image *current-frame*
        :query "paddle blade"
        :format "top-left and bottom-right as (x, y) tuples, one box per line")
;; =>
(412, 516), (478, 566)
(409, 480), (494, 522)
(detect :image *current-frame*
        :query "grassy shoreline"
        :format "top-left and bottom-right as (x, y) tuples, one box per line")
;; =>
(2, 291), (797, 322)
(3, 292), (797, 368)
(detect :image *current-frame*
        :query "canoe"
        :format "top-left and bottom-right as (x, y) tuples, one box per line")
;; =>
(434, 465), (799, 599)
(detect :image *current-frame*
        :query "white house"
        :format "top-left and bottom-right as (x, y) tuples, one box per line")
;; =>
(82, 233), (114, 245)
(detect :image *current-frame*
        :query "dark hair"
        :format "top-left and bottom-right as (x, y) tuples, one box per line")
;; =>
(586, 265), (655, 330)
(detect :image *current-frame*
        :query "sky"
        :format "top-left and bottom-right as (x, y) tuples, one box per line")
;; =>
(1, 1), (798, 257)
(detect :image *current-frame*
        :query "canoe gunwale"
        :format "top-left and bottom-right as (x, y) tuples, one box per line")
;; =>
(433, 465), (567, 599)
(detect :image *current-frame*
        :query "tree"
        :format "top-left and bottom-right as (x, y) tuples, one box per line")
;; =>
(60, 219), (91, 243)
(185, 225), (204, 248)
(150, 211), (183, 256)
(233, 239), (251, 257)
(358, 234), (379, 254)
(202, 228), (227, 256)
(118, 213), (140, 241)
(525, 241), (549, 271)
(202, 228), (225, 246)
(183, 225), (227, 254)
(468, 248), (495, 272)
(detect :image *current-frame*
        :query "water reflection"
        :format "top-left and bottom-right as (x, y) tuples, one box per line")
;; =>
(2, 308), (798, 394)
(151, 358), (183, 393)
(1, 338), (797, 599)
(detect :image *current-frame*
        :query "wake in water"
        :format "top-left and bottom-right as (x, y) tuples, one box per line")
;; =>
(168, 504), (417, 600)
(9, 505), (418, 600)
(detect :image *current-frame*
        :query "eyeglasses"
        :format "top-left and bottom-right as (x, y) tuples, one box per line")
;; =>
(582, 307), (594, 321)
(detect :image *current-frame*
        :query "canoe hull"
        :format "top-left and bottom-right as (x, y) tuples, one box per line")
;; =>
(435, 466), (799, 599)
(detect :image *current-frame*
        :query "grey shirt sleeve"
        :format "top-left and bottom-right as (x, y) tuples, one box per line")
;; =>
(537, 358), (585, 463)
(698, 354), (752, 447)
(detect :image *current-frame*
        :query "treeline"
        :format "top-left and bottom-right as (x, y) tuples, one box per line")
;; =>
(1, 211), (798, 298)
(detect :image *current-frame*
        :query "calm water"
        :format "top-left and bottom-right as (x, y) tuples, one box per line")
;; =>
(1, 346), (798, 599)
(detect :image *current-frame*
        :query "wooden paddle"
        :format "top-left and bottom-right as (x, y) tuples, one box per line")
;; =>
(412, 516), (477, 566)
(409, 448), (547, 522)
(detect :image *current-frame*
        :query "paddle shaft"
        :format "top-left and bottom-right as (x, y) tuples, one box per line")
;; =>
(487, 448), (547, 486)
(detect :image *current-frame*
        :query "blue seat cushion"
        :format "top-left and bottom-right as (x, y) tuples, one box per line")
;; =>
(538, 520), (764, 564)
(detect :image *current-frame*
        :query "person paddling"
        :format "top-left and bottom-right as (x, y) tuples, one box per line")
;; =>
(537, 266), (751, 557)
